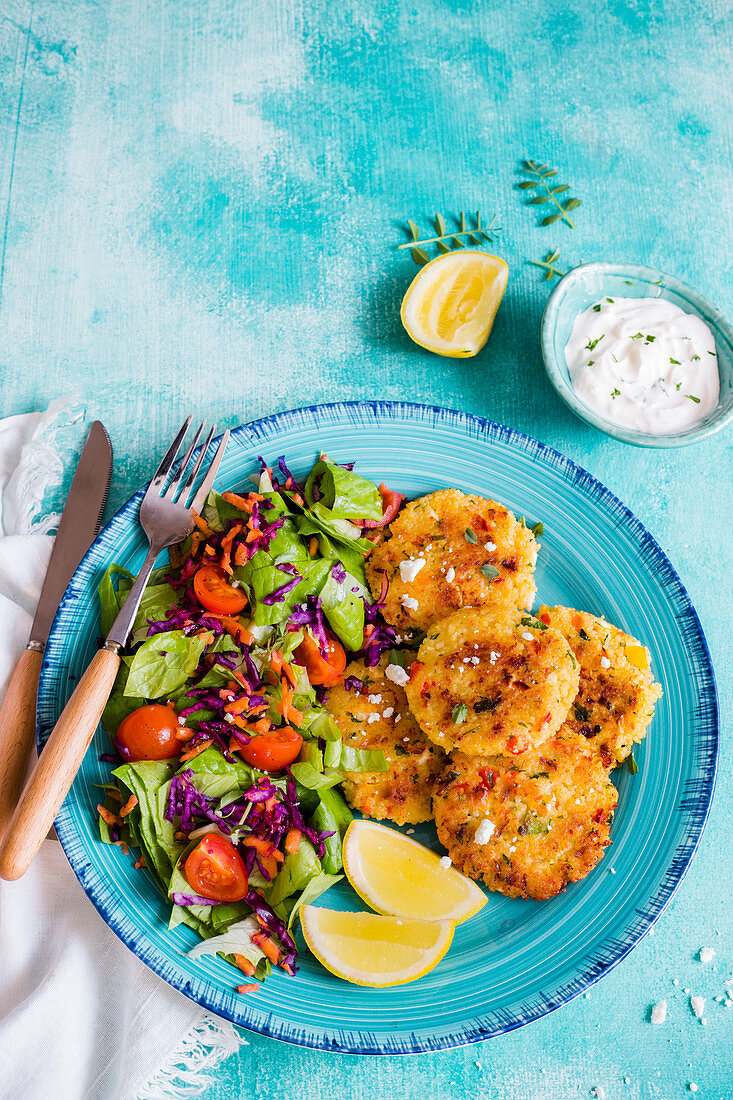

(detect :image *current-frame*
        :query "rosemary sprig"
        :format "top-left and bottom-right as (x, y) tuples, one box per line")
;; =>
(529, 248), (565, 281)
(400, 211), (501, 265)
(518, 160), (581, 228)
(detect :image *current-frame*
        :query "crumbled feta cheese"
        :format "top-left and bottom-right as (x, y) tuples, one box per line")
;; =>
(699, 947), (716, 963)
(406, 828), (415, 834)
(689, 1085), (698, 1094)
(178, 716), (186, 725)
(521, 631), (534, 641)
(399, 558), (426, 583)
(474, 819), (495, 844)
(385, 664), (410, 687)
(484, 541), (496, 551)
(382, 707), (394, 718)
(401, 594), (419, 611)
(690, 995), (705, 1018)
(439, 855), (452, 869)
(609, 867), (616, 874)
(651, 1000), (667, 1024)
(367, 694), (382, 704)
(224, 712), (235, 724)
(600, 654), (611, 669)
(446, 566), (456, 583)
(490, 651), (499, 664)
(367, 713), (380, 724)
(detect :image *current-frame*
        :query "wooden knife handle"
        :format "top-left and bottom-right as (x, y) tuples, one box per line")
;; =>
(0, 647), (121, 880)
(0, 647), (44, 839)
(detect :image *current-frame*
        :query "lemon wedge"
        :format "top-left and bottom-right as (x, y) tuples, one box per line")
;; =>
(400, 250), (508, 358)
(300, 906), (454, 987)
(342, 820), (487, 923)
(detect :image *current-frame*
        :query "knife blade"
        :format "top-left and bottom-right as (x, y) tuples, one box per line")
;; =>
(0, 420), (113, 836)
(29, 420), (113, 647)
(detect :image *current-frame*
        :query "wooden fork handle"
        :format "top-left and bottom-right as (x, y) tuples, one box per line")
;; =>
(0, 647), (44, 839)
(0, 647), (121, 881)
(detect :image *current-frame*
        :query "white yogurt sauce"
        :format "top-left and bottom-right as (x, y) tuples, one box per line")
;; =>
(565, 297), (719, 434)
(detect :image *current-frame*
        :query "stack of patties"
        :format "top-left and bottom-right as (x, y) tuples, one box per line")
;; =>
(327, 488), (663, 902)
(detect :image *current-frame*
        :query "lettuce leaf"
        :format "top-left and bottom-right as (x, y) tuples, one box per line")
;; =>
(125, 630), (209, 698)
(304, 459), (382, 522)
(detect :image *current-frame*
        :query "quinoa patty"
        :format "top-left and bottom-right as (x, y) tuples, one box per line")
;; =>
(538, 605), (662, 769)
(405, 606), (579, 757)
(325, 659), (446, 825)
(432, 737), (618, 900)
(365, 489), (538, 632)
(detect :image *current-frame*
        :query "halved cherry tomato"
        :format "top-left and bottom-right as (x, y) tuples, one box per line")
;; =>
(238, 727), (303, 771)
(362, 484), (405, 528)
(117, 704), (181, 761)
(185, 834), (248, 902)
(294, 632), (346, 686)
(193, 564), (248, 615)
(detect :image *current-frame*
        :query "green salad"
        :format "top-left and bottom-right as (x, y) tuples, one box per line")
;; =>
(96, 454), (404, 986)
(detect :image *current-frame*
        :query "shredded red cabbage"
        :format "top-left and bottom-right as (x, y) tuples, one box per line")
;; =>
(262, 571), (302, 605)
(172, 892), (226, 907)
(344, 676), (364, 693)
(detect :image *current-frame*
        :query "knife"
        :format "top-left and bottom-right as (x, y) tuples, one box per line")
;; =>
(0, 421), (112, 837)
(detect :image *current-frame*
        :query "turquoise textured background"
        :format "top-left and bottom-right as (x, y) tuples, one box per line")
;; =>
(1, 0), (731, 1096)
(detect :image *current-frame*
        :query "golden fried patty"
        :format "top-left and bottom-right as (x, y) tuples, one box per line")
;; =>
(325, 659), (446, 825)
(405, 606), (579, 757)
(365, 489), (538, 632)
(433, 737), (618, 900)
(538, 605), (662, 769)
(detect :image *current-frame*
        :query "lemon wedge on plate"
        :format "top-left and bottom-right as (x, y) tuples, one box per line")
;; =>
(342, 820), (487, 923)
(400, 250), (508, 357)
(300, 906), (454, 987)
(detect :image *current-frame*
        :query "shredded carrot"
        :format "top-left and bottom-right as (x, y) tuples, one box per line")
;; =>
(119, 794), (138, 818)
(308, 537), (318, 557)
(221, 524), (243, 553)
(190, 530), (202, 558)
(203, 544), (216, 557)
(264, 796), (277, 813)
(244, 717), (271, 735)
(192, 512), (214, 537)
(237, 984), (260, 994)
(97, 804), (120, 827)
(175, 726), (194, 742)
(220, 551), (233, 576)
(222, 491), (251, 510)
(114, 840), (130, 855)
(234, 544), (248, 567)
(284, 828), (302, 854)
(134, 855), (146, 870)
(269, 650), (283, 676)
(224, 696), (252, 715)
(233, 953), (256, 976)
(281, 962), (295, 976)
(106, 788), (123, 803)
(291, 493), (304, 507)
(209, 615), (253, 645)
(281, 660), (298, 689)
(241, 836), (283, 862)
(195, 630), (215, 644)
(179, 739), (213, 762)
(251, 932), (281, 965)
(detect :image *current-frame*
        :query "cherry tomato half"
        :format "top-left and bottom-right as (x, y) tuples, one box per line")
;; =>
(294, 632), (346, 687)
(193, 564), (248, 615)
(117, 704), (181, 761)
(184, 834), (249, 902)
(238, 727), (303, 771)
(362, 484), (404, 529)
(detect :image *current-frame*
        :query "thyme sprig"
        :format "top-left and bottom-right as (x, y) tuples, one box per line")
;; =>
(400, 211), (501, 265)
(518, 160), (581, 228)
(529, 248), (565, 281)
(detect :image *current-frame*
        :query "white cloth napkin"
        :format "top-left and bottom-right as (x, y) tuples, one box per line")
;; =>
(0, 403), (243, 1100)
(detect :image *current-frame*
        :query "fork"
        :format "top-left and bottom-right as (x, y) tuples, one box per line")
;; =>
(0, 418), (229, 880)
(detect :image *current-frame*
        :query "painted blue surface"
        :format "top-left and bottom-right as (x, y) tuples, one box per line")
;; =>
(1, 0), (732, 1095)
(37, 402), (718, 1054)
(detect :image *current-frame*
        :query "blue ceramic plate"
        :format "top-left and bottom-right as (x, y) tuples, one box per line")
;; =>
(37, 402), (718, 1054)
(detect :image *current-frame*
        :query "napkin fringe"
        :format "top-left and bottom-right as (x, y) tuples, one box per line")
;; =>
(136, 1013), (244, 1099)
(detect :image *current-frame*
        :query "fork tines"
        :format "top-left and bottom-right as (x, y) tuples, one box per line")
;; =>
(151, 418), (229, 512)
